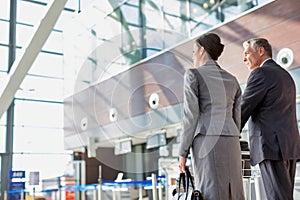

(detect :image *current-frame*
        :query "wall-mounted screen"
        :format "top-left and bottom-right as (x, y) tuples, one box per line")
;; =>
(114, 140), (132, 155)
(146, 132), (166, 149)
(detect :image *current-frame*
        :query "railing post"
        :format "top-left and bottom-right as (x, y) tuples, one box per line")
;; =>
(139, 186), (143, 200)
(151, 173), (157, 200)
(254, 177), (261, 200)
(4, 190), (7, 200)
(33, 187), (35, 200)
(98, 165), (102, 200)
(158, 179), (162, 200)
(20, 189), (24, 200)
(93, 185), (97, 200)
(58, 186), (62, 200)
(112, 190), (116, 200)
(165, 173), (169, 200)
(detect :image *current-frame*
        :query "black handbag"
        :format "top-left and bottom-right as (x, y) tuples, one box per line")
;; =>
(172, 168), (204, 200)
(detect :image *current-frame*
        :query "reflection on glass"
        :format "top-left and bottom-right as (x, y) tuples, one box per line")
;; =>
(64, 0), (274, 95)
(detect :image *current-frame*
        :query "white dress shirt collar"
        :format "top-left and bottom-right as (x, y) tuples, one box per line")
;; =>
(260, 58), (272, 67)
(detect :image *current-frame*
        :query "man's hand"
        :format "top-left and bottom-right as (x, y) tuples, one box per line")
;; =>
(179, 156), (187, 173)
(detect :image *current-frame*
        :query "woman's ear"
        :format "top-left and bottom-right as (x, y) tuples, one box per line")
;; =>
(200, 46), (206, 55)
(197, 46), (203, 54)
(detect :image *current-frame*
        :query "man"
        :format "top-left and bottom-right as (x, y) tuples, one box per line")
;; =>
(241, 38), (300, 200)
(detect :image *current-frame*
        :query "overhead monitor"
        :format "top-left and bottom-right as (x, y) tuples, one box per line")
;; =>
(146, 131), (166, 149)
(114, 140), (132, 155)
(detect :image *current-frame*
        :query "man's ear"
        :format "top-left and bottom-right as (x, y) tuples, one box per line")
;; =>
(258, 46), (265, 56)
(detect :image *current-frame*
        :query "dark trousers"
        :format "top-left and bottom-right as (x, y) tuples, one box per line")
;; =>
(259, 159), (297, 200)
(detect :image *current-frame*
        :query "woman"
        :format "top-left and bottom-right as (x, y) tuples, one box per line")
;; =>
(178, 32), (245, 200)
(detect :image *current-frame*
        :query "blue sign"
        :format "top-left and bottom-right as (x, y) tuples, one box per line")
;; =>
(8, 182), (25, 200)
(9, 170), (26, 179)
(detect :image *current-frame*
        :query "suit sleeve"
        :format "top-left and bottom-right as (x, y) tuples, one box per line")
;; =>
(179, 69), (200, 158)
(241, 68), (267, 129)
(233, 83), (242, 131)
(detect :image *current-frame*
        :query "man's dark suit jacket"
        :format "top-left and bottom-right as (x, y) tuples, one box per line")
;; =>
(241, 59), (300, 166)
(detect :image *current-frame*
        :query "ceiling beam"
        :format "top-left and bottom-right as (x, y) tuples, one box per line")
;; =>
(0, 0), (67, 118)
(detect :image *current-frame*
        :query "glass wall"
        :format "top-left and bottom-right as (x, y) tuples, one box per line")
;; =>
(63, 0), (274, 96)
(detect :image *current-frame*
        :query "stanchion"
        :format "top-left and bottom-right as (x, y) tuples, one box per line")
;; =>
(158, 180), (162, 200)
(165, 173), (169, 200)
(93, 185), (97, 200)
(33, 187), (35, 200)
(151, 173), (157, 200)
(58, 185), (62, 200)
(248, 178), (253, 200)
(139, 186), (143, 200)
(160, 164), (169, 200)
(4, 190), (7, 200)
(98, 165), (102, 200)
(20, 189), (24, 200)
(254, 177), (261, 200)
(112, 190), (116, 200)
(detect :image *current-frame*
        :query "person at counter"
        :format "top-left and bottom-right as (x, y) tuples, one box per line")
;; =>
(178, 32), (245, 200)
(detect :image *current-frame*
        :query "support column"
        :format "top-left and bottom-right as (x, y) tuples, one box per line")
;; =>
(0, 0), (17, 199)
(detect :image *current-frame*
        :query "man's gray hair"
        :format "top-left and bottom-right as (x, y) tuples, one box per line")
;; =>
(243, 38), (272, 58)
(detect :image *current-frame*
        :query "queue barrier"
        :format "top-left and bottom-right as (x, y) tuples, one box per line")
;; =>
(6, 175), (166, 200)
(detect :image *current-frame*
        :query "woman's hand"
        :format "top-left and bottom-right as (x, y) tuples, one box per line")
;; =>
(179, 156), (187, 173)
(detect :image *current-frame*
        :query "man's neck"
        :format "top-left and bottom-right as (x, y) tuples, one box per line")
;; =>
(260, 57), (272, 67)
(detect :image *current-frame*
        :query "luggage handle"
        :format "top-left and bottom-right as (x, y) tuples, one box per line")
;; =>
(177, 167), (195, 200)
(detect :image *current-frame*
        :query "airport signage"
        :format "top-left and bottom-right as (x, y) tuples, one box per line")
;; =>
(29, 171), (40, 185)
(8, 182), (25, 200)
(9, 170), (26, 179)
